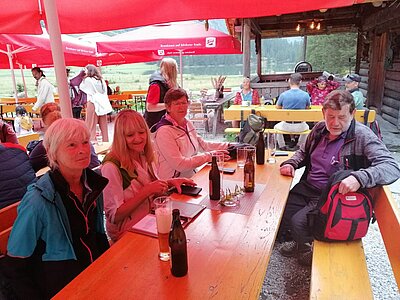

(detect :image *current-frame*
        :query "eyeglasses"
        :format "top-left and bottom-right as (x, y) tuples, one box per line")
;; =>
(171, 101), (189, 106)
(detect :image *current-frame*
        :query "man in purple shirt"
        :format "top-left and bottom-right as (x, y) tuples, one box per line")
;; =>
(277, 90), (400, 266)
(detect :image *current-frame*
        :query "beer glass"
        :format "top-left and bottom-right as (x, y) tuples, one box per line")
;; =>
(154, 196), (172, 261)
(237, 148), (246, 168)
(267, 132), (277, 164)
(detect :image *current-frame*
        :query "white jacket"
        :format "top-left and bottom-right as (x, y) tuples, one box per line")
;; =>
(33, 77), (55, 111)
(153, 117), (228, 179)
(79, 77), (107, 102)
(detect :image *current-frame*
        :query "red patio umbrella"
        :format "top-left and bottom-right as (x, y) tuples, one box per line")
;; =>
(97, 22), (242, 86)
(0, 33), (159, 101)
(1, 0), (363, 35)
(0, 0), (363, 116)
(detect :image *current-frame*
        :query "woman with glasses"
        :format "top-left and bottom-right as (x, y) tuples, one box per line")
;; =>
(153, 88), (230, 179)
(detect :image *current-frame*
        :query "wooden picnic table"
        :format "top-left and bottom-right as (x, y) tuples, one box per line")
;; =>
(224, 105), (376, 123)
(54, 154), (293, 299)
(201, 91), (236, 137)
(93, 141), (111, 155)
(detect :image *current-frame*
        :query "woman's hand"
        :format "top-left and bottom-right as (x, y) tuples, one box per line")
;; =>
(167, 178), (196, 194)
(149, 180), (169, 196)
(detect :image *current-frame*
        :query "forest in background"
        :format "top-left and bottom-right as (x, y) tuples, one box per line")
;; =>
(0, 32), (358, 96)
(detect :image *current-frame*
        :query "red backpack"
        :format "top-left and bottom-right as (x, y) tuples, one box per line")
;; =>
(310, 170), (375, 242)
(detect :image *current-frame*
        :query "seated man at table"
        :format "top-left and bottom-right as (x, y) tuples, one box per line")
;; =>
(274, 73), (310, 150)
(278, 90), (400, 266)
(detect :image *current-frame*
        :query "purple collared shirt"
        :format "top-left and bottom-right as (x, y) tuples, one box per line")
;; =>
(307, 131), (346, 190)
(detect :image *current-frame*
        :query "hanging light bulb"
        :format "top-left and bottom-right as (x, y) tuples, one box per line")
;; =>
(310, 21), (315, 30)
(316, 22), (321, 30)
(296, 24), (301, 32)
(372, 1), (383, 7)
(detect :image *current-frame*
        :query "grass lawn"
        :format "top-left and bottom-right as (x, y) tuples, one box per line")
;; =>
(0, 62), (244, 98)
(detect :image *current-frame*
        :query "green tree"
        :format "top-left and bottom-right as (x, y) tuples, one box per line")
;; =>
(306, 32), (357, 75)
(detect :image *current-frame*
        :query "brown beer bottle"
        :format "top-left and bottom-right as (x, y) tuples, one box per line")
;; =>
(256, 132), (265, 165)
(169, 209), (188, 277)
(209, 156), (221, 200)
(244, 150), (255, 192)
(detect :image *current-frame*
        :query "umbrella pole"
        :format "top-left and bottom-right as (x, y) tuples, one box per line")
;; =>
(179, 50), (183, 88)
(43, 0), (72, 118)
(19, 64), (28, 98)
(6, 44), (18, 103)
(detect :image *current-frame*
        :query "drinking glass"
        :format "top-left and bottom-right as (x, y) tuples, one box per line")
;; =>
(267, 132), (277, 164)
(237, 148), (246, 169)
(245, 146), (256, 162)
(153, 196), (172, 261)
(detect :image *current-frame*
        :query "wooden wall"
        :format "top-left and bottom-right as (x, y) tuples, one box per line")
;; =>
(382, 58), (400, 127)
(362, 6), (400, 128)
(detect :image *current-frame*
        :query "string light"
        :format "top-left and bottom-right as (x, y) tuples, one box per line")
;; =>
(296, 20), (322, 31)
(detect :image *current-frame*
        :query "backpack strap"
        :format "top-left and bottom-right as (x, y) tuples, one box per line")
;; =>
(363, 109), (369, 126)
(102, 156), (138, 190)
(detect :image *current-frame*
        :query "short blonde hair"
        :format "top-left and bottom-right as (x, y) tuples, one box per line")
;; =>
(160, 58), (178, 89)
(109, 110), (154, 171)
(44, 118), (90, 169)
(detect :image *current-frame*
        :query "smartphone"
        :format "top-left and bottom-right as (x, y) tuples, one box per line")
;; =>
(180, 185), (202, 196)
(222, 167), (236, 174)
(275, 151), (289, 157)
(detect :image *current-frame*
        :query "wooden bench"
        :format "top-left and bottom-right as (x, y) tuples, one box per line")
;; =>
(224, 106), (376, 138)
(17, 132), (40, 148)
(224, 106), (376, 123)
(310, 185), (400, 299)
(0, 201), (19, 256)
(224, 127), (311, 136)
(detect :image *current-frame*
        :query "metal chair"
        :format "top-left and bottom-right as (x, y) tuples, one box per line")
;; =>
(188, 102), (209, 135)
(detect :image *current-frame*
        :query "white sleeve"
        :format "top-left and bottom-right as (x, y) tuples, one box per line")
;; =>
(33, 79), (54, 110)
(101, 163), (125, 224)
(79, 78), (95, 96)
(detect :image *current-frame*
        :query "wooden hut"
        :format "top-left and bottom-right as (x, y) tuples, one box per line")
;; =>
(236, 0), (400, 128)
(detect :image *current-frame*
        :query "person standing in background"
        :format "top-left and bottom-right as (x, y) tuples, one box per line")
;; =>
(31, 67), (55, 111)
(144, 58), (179, 129)
(105, 80), (113, 95)
(344, 73), (365, 109)
(70, 69), (87, 119)
(79, 64), (109, 142)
